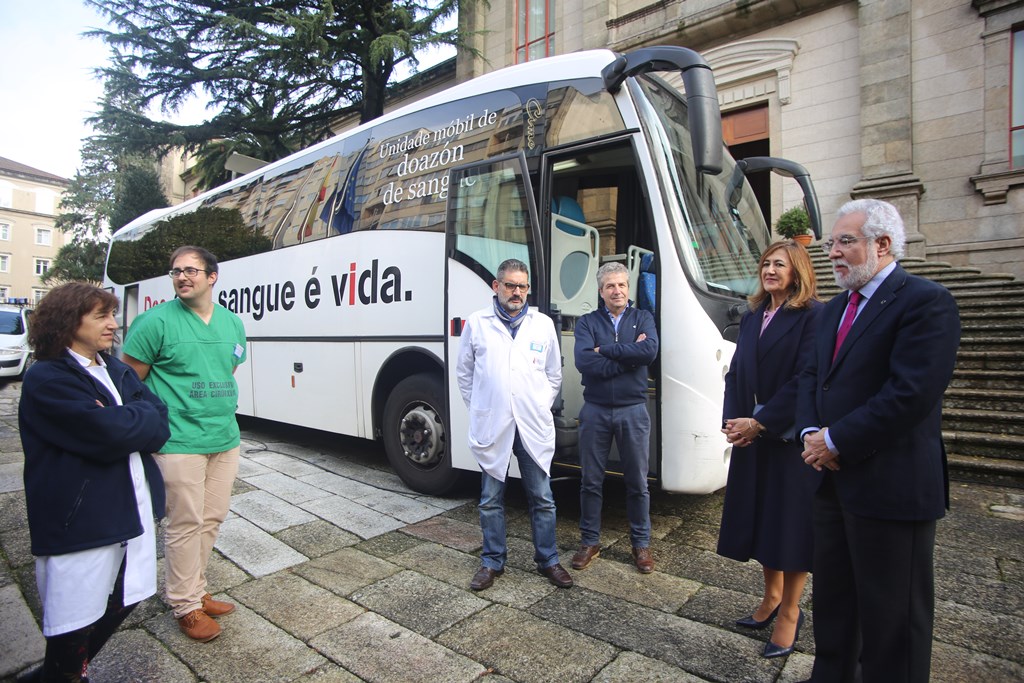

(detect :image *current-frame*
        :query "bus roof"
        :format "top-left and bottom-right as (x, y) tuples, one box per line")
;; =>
(111, 49), (622, 239)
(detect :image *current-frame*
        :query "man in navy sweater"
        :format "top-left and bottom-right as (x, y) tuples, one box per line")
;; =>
(571, 262), (660, 573)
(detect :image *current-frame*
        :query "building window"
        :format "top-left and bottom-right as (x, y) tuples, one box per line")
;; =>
(35, 259), (50, 276)
(515, 0), (554, 63)
(0, 181), (12, 209)
(33, 289), (46, 306)
(0, 288), (8, 300)
(1014, 28), (1024, 168)
(0, 223), (8, 241)
(0, 255), (8, 273)
(35, 227), (52, 246)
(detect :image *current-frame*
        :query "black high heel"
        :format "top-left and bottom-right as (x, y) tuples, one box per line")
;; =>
(762, 609), (804, 659)
(735, 603), (780, 630)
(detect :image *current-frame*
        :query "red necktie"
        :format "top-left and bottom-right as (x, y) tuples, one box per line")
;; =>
(832, 291), (862, 362)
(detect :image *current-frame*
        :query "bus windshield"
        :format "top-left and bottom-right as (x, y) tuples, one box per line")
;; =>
(632, 75), (769, 299)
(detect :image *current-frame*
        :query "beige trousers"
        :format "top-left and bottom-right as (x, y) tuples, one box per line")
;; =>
(154, 447), (239, 618)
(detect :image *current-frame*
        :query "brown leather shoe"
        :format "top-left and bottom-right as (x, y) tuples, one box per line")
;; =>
(571, 544), (600, 570)
(470, 566), (503, 591)
(201, 593), (236, 617)
(632, 546), (655, 574)
(539, 563), (574, 588)
(178, 608), (221, 642)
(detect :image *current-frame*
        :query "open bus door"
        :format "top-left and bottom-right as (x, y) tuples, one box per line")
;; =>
(444, 154), (546, 480)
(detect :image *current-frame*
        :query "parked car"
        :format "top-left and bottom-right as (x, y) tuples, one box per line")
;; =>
(0, 305), (32, 379)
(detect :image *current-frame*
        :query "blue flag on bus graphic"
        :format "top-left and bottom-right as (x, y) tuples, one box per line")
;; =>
(321, 144), (370, 235)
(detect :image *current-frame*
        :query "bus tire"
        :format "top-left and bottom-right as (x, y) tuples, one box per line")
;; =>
(382, 373), (459, 496)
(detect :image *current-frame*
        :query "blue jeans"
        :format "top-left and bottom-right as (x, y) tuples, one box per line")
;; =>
(479, 431), (559, 571)
(578, 401), (651, 547)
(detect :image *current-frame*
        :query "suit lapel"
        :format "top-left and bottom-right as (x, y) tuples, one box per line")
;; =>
(757, 305), (801, 362)
(829, 265), (907, 371)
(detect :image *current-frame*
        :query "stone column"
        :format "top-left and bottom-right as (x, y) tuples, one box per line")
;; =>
(849, 0), (926, 256)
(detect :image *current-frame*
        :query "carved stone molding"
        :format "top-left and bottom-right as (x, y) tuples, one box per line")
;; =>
(970, 168), (1024, 205)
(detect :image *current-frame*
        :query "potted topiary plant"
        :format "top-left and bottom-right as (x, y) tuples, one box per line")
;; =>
(774, 206), (813, 245)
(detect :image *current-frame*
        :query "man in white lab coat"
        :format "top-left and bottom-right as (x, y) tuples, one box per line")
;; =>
(456, 258), (573, 591)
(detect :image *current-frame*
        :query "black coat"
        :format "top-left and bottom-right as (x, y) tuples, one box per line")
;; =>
(19, 351), (169, 556)
(797, 264), (960, 520)
(717, 300), (823, 571)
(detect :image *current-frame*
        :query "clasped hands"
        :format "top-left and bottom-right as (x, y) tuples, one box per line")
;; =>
(722, 417), (763, 448)
(801, 429), (840, 471)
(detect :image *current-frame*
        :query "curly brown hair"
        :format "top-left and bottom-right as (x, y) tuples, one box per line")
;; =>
(29, 283), (119, 360)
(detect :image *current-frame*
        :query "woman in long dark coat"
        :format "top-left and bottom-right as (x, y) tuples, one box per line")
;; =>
(718, 240), (822, 659)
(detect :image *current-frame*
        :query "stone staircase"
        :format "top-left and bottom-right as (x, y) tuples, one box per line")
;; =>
(810, 251), (1024, 487)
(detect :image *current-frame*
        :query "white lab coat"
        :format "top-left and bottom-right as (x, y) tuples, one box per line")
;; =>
(456, 305), (562, 481)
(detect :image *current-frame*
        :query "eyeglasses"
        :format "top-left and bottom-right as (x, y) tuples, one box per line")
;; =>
(500, 281), (530, 293)
(821, 236), (874, 254)
(168, 267), (209, 278)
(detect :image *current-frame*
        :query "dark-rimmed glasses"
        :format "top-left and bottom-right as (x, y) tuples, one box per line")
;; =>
(821, 236), (873, 254)
(168, 267), (209, 278)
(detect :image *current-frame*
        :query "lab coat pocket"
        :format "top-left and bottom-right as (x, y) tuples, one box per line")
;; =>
(469, 407), (494, 447)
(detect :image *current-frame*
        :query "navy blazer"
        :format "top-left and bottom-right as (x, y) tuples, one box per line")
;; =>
(20, 351), (170, 556)
(797, 264), (960, 521)
(724, 300), (822, 440)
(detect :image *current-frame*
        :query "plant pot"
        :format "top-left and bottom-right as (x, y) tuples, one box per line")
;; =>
(793, 234), (813, 246)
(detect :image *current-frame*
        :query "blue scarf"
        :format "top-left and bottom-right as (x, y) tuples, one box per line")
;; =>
(493, 295), (529, 338)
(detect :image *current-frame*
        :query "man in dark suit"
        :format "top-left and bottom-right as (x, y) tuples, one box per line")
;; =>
(797, 199), (960, 683)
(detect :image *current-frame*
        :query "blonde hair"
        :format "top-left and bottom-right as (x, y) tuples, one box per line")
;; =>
(748, 240), (818, 311)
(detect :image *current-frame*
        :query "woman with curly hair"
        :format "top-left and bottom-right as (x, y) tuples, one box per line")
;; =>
(19, 282), (169, 682)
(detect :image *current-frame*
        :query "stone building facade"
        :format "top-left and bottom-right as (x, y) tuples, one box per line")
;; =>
(0, 157), (67, 303)
(458, 0), (1024, 277)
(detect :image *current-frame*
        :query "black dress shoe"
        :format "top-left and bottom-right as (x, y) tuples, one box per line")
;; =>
(539, 563), (573, 588)
(470, 566), (503, 591)
(735, 603), (780, 629)
(762, 609), (804, 659)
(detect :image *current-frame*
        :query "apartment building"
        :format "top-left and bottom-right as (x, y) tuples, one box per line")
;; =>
(0, 157), (68, 304)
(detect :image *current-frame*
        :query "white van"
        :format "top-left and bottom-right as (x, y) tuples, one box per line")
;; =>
(0, 305), (32, 379)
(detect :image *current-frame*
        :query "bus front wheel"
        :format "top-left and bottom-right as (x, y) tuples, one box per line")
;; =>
(382, 373), (458, 496)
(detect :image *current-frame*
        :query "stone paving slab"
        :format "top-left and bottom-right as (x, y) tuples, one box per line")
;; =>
(389, 541), (556, 610)
(529, 587), (784, 683)
(350, 488), (448, 524)
(292, 663), (363, 682)
(591, 651), (706, 682)
(300, 494), (406, 539)
(400, 515), (482, 552)
(0, 461), (22, 494)
(677, 584), (813, 645)
(438, 603), (618, 683)
(145, 600), (327, 683)
(274, 519), (361, 558)
(231, 489), (319, 533)
(237, 455), (275, 479)
(569, 554), (701, 613)
(297, 470), (381, 499)
(230, 571), (364, 641)
(350, 570), (490, 638)
(88, 628), (199, 682)
(0, 583), (44, 678)
(291, 547), (401, 597)
(0, 490), (26, 534)
(934, 599), (1024, 662)
(0, 523), (32, 568)
(248, 450), (327, 477)
(242, 471), (336, 504)
(216, 516), (309, 577)
(930, 639), (1024, 683)
(355, 530), (427, 560)
(311, 612), (486, 683)
(411, 492), (474, 511)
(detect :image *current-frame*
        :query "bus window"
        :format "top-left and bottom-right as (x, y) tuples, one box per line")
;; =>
(447, 158), (539, 288)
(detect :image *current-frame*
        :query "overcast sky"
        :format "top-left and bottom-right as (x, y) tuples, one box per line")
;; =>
(0, 1), (454, 181)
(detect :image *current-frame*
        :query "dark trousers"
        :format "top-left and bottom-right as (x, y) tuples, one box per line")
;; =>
(578, 401), (651, 547)
(809, 475), (936, 683)
(40, 556), (137, 683)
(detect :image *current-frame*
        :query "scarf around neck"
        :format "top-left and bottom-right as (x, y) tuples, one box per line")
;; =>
(493, 295), (529, 338)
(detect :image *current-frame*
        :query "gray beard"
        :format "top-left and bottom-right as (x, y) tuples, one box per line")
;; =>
(834, 250), (879, 291)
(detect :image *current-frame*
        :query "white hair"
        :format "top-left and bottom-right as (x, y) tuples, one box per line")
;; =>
(836, 199), (906, 260)
(596, 261), (629, 286)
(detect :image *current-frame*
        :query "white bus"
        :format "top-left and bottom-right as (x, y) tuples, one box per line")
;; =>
(105, 46), (821, 496)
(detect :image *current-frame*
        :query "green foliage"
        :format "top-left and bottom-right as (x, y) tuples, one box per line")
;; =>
(774, 206), (811, 239)
(41, 240), (109, 286)
(109, 164), (170, 232)
(86, 0), (471, 190)
(106, 207), (273, 284)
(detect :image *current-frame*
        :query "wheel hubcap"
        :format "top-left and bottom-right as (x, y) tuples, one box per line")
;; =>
(399, 404), (445, 467)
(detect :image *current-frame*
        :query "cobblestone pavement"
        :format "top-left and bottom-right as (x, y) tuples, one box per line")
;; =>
(1, 379), (1022, 682)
